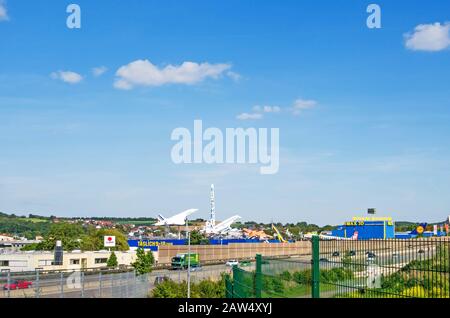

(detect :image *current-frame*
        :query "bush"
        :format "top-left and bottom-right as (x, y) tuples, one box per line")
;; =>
(151, 278), (225, 298)
(293, 269), (312, 285)
(401, 286), (427, 298)
(272, 279), (285, 294)
(279, 271), (292, 282)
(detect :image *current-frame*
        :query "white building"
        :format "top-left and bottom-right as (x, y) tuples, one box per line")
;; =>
(0, 235), (15, 242)
(0, 250), (137, 273)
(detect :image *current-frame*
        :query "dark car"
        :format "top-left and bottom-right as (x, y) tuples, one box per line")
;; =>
(3, 280), (33, 290)
(417, 249), (425, 254)
(332, 251), (340, 257)
(366, 252), (376, 259)
(320, 258), (329, 262)
(349, 250), (356, 256)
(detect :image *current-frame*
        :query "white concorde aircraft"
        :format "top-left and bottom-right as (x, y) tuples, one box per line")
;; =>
(155, 209), (198, 226)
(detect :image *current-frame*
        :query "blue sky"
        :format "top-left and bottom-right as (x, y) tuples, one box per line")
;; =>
(0, 0), (450, 225)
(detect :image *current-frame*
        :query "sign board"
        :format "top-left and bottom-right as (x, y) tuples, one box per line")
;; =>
(433, 225), (438, 236)
(416, 225), (425, 235)
(104, 236), (116, 248)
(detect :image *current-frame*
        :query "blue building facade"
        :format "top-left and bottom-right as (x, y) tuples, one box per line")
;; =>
(127, 238), (273, 251)
(332, 217), (395, 239)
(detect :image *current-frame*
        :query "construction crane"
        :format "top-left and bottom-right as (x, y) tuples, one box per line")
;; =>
(272, 224), (288, 243)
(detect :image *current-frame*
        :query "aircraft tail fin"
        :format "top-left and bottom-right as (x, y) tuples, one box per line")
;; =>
(410, 223), (427, 235)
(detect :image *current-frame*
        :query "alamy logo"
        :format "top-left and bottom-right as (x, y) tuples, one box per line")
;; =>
(66, 4), (81, 29)
(171, 120), (280, 175)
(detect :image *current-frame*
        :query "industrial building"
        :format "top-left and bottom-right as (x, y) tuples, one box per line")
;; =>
(0, 239), (42, 253)
(0, 250), (137, 273)
(332, 217), (396, 239)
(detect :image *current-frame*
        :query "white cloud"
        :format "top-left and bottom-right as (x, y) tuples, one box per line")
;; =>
(114, 59), (232, 89)
(404, 22), (450, 52)
(50, 71), (83, 84)
(0, 1), (9, 21)
(237, 99), (317, 120)
(253, 105), (281, 113)
(227, 71), (242, 82)
(236, 113), (263, 120)
(291, 98), (318, 115)
(92, 66), (108, 77)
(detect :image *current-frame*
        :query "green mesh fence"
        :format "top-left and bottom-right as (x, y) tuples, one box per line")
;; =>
(260, 257), (313, 298)
(318, 238), (450, 298)
(226, 238), (449, 299)
(232, 266), (256, 298)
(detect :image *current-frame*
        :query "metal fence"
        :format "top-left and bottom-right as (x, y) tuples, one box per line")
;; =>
(0, 265), (230, 298)
(317, 237), (449, 298)
(226, 237), (450, 299)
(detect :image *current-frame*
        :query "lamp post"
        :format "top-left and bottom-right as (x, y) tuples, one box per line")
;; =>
(185, 217), (191, 298)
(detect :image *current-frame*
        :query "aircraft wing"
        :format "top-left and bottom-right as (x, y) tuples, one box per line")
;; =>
(154, 209), (198, 226)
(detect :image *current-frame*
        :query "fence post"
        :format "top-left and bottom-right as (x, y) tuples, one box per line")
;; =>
(225, 274), (233, 298)
(232, 265), (238, 298)
(6, 270), (10, 298)
(35, 269), (40, 298)
(255, 254), (262, 298)
(81, 271), (85, 298)
(126, 271), (129, 298)
(60, 272), (64, 298)
(99, 271), (102, 298)
(111, 271), (114, 298)
(311, 236), (320, 298)
(133, 270), (137, 298)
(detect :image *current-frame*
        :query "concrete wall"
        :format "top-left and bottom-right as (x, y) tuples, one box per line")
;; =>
(157, 242), (311, 265)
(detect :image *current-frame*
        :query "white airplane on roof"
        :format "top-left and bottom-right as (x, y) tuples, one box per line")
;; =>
(154, 209), (198, 226)
(303, 231), (359, 241)
(203, 215), (242, 235)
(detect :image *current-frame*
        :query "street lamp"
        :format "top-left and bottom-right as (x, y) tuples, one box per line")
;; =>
(185, 217), (191, 298)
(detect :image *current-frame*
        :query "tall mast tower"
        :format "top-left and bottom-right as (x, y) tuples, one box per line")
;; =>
(210, 184), (216, 227)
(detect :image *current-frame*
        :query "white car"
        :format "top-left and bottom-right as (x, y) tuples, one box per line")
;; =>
(226, 260), (239, 267)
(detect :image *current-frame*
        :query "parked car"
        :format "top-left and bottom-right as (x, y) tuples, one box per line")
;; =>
(226, 260), (239, 267)
(3, 280), (33, 290)
(332, 251), (340, 257)
(240, 260), (251, 267)
(418, 249), (425, 254)
(320, 258), (329, 262)
(349, 250), (356, 257)
(366, 252), (376, 262)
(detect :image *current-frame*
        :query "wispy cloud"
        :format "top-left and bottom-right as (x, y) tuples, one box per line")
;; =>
(92, 66), (108, 77)
(237, 99), (317, 120)
(291, 98), (318, 116)
(0, 0), (9, 21)
(114, 60), (232, 90)
(50, 71), (83, 84)
(236, 112), (264, 120)
(227, 71), (242, 82)
(404, 22), (450, 52)
(253, 105), (281, 113)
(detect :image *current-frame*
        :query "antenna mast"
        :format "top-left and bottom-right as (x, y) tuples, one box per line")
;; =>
(210, 184), (216, 227)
